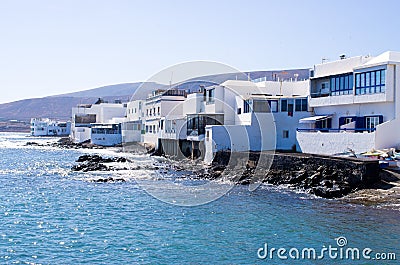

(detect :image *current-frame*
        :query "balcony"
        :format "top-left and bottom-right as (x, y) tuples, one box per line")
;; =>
(186, 114), (224, 140)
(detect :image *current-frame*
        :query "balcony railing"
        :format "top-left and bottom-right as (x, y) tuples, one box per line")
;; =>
(296, 128), (376, 133)
(310, 92), (330, 98)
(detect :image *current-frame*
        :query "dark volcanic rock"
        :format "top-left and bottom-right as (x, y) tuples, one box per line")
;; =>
(76, 154), (129, 164)
(25, 141), (44, 147)
(72, 154), (130, 172)
(72, 162), (108, 172)
(91, 177), (126, 183)
(211, 151), (380, 199)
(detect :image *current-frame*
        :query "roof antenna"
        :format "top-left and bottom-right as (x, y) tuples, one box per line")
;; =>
(169, 71), (174, 89)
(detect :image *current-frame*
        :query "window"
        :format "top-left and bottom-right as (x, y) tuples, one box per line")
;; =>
(365, 116), (380, 131)
(207, 89), (215, 104)
(253, 100), (269, 112)
(345, 118), (352, 124)
(320, 82), (330, 96)
(295, 99), (301, 111)
(355, 69), (386, 95)
(206, 131), (210, 141)
(244, 100), (251, 113)
(237, 108), (242, 115)
(287, 99), (294, 116)
(295, 98), (308, 112)
(283, 130), (289, 139)
(320, 119), (329, 128)
(316, 118), (332, 131)
(329, 73), (353, 96)
(160, 120), (164, 130)
(268, 100), (278, 112)
(281, 99), (287, 112)
(157, 107), (160, 115)
(301, 98), (307, 111)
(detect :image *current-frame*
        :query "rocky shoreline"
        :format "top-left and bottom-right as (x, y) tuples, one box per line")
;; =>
(340, 169), (400, 207)
(26, 137), (112, 149)
(201, 151), (382, 199)
(43, 138), (397, 205)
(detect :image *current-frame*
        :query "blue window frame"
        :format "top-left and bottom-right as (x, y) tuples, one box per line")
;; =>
(329, 73), (353, 96)
(244, 100), (251, 113)
(281, 99), (287, 112)
(295, 98), (308, 112)
(355, 69), (386, 95)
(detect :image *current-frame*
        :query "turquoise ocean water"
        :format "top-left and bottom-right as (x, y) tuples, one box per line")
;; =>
(0, 132), (398, 264)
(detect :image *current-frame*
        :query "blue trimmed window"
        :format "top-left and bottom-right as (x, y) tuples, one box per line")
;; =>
(330, 73), (353, 96)
(355, 69), (386, 95)
(295, 98), (308, 112)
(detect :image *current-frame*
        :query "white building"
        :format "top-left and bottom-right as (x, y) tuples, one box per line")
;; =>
(70, 101), (126, 144)
(148, 79), (308, 161)
(30, 118), (71, 137)
(203, 80), (310, 163)
(122, 100), (145, 144)
(297, 51), (400, 155)
(142, 89), (186, 148)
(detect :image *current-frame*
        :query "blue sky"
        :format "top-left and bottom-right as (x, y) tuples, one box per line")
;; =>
(0, 0), (399, 103)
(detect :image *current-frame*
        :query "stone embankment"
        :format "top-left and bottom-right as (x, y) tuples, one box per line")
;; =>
(205, 151), (381, 199)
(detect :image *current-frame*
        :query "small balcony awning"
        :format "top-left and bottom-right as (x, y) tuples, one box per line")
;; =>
(299, 115), (332, 124)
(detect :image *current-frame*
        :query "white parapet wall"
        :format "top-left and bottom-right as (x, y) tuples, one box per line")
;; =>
(375, 119), (400, 150)
(72, 127), (92, 143)
(296, 131), (376, 155)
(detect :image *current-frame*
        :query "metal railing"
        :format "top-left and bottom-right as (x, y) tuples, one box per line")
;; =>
(296, 128), (376, 133)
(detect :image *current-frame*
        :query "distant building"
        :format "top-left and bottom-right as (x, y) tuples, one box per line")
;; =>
(121, 100), (145, 144)
(30, 118), (71, 137)
(297, 51), (400, 155)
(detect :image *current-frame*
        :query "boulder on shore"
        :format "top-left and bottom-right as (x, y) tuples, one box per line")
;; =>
(71, 154), (129, 172)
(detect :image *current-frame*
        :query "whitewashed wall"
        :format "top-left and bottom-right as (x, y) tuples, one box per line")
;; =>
(91, 134), (122, 147)
(313, 56), (371, 78)
(296, 131), (376, 155)
(72, 127), (91, 143)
